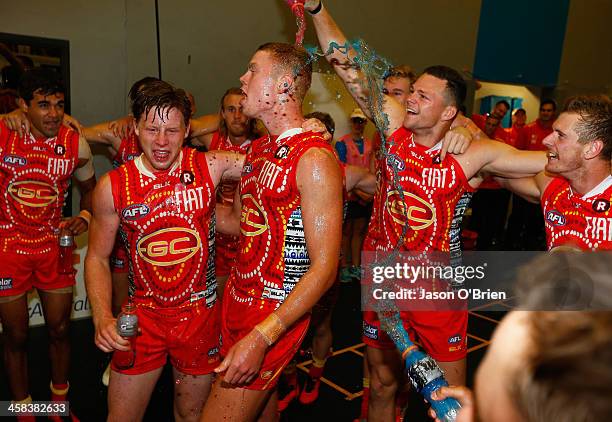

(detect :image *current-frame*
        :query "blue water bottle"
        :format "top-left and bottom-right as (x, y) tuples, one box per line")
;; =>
(380, 312), (461, 422)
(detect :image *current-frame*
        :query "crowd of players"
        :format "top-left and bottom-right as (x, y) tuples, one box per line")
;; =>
(1, 1), (612, 421)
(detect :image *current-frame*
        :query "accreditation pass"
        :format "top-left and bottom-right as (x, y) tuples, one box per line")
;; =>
(1, 401), (69, 416)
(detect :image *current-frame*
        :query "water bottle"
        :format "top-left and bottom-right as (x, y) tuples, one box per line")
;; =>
(114, 303), (138, 369)
(381, 312), (461, 422)
(58, 228), (75, 274)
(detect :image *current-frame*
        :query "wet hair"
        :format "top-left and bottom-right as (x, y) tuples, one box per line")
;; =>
(219, 87), (257, 138)
(305, 111), (335, 136)
(17, 68), (64, 104)
(256, 42), (312, 100)
(422, 65), (466, 109)
(564, 94), (612, 160)
(131, 80), (191, 126)
(383, 64), (417, 85)
(540, 99), (557, 111)
(128, 76), (161, 103)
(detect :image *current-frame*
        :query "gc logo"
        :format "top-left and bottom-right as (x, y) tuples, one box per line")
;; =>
(136, 227), (201, 266)
(386, 190), (435, 230)
(8, 180), (58, 207)
(240, 194), (268, 237)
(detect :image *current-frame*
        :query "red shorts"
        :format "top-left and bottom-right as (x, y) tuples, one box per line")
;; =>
(110, 237), (128, 274)
(362, 310), (467, 362)
(221, 289), (310, 390)
(0, 249), (75, 297)
(112, 303), (221, 375)
(214, 233), (239, 277)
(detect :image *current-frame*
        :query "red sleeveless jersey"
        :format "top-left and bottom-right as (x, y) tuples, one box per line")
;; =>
(109, 148), (217, 308)
(542, 175), (612, 251)
(226, 129), (333, 317)
(364, 127), (475, 254)
(0, 121), (79, 254)
(112, 132), (142, 168)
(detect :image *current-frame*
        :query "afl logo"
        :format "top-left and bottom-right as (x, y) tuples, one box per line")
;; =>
(122, 204), (150, 220)
(386, 154), (405, 172)
(275, 145), (289, 159)
(54, 144), (65, 156)
(3, 155), (26, 167)
(125, 153), (139, 162)
(8, 180), (58, 207)
(546, 210), (566, 226)
(386, 190), (435, 230)
(240, 194), (268, 237)
(136, 228), (201, 266)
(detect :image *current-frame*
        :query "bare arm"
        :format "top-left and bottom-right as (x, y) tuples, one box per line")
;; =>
(215, 187), (241, 237)
(307, 2), (404, 137)
(189, 114), (221, 149)
(62, 135), (96, 235)
(82, 121), (122, 150)
(345, 164), (376, 195)
(494, 171), (552, 203)
(84, 175), (130, 353)
(205, 150), (245, 186)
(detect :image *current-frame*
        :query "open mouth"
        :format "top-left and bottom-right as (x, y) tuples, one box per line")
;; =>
(153, 150), (170, 161)
(406, 106), (417, 115)
(547, 152), (558, 160)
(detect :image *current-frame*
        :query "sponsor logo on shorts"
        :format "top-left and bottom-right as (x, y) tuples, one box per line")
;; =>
(136, 227), (201, 266)
(546, 210), (566, 226)
(3, 154), (26, 167)
(0, 277), (13, 290)
(122, 204), (150, 220)
(260, 370), (273, 380)
(8, 180), (58, 208)
(363, 322), (379, 340)
(448, 333), (464, 352)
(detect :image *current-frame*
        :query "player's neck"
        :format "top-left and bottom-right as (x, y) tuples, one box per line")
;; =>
(537, 119), (553, 129)
(412, 123), (450, 148)
(259, 104), (304, 137)
(568, 162), (611, 196)
(228, 133), (248, 146)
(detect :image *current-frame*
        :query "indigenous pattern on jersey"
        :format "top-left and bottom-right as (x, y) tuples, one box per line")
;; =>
(0, 121), (79, 254)
(364, 127), (475, 254)
(112, 132), (142, 168)
(209, 131), (252, 276)
(542, 175), (612, 251)
(226, 129), (332, 316)
(109, 148), (217, 308)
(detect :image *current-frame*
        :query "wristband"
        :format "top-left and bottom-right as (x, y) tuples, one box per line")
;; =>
(309, 0), (323, 15)
(254, 313), (286, 346)
(78, 210), (92, 226)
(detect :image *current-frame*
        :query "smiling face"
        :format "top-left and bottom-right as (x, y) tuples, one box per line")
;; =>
(403, 74), (454, 131)
(135, 106), (188, 172)
(542, 112), (586, 176)
(539, 103), (556, 122)
(383, 76), (412, 108)
(20, 90), (64, 138)
(239, 50), (280, 119)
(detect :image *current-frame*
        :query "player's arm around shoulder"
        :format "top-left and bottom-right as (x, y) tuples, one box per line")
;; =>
(494, 171), (552, 204)
(204, 150), (246, 187)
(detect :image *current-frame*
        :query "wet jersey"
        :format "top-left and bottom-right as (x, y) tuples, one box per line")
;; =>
(112, 132), (141, 168)
(227, 129), (333, 316)
(363, 127), (475, 254)
(109, 148), (217, 308)
(542, 175), (612, 251)
(0, 121), (79, 254)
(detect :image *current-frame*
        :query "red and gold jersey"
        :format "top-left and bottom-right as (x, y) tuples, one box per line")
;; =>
(109, 147), (217, 308)
(364, 127), (475, 254)
(542, 175), (612, 251)
(226, 129), (332, 316)
(0, 121), (79, 254)
(112, 132), (142, 168)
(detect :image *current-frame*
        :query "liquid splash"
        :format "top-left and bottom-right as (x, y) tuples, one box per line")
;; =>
(286, 0), (306, 46)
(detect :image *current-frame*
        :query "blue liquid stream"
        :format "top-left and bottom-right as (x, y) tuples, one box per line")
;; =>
(382, 313), (461, 422)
